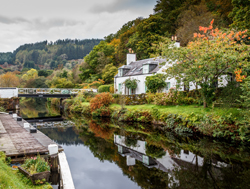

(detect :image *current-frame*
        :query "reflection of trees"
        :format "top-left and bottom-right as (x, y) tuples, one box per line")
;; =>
(20, 98), (59, 118)
(146, 144), (166, 158)
(170, 156), (250, 189)
(125, 137), (137, 147)
(78, 127), (116, 162)
(76, 126), (170, 188)
(89, 119), (115, 140)
(69, 116), (250, 188)
(39, 127), (84, 146)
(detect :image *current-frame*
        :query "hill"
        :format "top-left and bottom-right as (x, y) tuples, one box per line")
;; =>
(0, 39), (102, 71)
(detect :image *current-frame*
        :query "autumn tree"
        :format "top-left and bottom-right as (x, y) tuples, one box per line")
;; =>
(160, 20), (250, 107)
(102, 64), (118, 84)
(21, 68), (38, 81)
(176, 1), (224, 46)
(0, 72), (20, 87)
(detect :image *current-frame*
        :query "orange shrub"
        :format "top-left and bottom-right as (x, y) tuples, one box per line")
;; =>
(90, 92), (114, 112)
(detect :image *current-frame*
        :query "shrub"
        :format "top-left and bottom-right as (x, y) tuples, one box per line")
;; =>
(146, 89), (199, 106)
(90, 92), (114, 112)
(109, 85), (114, 93)
(98, 85), (113, 93)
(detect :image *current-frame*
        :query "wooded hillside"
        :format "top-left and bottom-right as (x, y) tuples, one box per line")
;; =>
(0, 39), (102, 70)
(80, 0), (250, 84)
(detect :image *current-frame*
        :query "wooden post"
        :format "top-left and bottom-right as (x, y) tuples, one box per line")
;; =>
(50, 154), (59, 172)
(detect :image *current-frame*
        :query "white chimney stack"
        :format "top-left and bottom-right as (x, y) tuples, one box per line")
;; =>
(127, 53), (136, 65)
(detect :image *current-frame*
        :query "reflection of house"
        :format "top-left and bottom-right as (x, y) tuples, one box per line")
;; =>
(114, 135), (227, 172)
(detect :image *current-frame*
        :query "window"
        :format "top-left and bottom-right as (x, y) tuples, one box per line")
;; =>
(129, 88), (131, 95)
(166, 82), (171, 91)
(118, 83), (122, 93)
(143, 64), (149, 74)
(118, 69), (123, 77)
(145, 83), (147, 93)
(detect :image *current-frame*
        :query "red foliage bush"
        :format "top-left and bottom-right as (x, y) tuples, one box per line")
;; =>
(90, 92), (114, 112)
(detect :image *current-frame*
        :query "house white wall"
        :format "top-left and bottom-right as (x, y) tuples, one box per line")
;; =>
(115, 74), (190, 95)
(0, 88), (18, 98)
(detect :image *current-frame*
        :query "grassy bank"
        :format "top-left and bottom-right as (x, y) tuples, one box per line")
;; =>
(0, 152), (52, 189)
(53, 93), (249, 142)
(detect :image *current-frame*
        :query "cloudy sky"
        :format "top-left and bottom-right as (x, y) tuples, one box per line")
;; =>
(0, 0), (157, 52)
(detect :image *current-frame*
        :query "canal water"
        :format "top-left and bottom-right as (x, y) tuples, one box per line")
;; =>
(19, 99), (250, 189)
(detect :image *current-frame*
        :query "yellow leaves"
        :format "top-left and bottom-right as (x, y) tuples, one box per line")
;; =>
(22, 69), (38, 81)
(0, 72), (20, 87)
(109, 38), (120, 48)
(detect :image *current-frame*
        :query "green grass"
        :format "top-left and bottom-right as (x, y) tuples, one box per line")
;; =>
(80, 102), (241, 119)
(0, 153), (52, 189)
(110, 104), (241, 118)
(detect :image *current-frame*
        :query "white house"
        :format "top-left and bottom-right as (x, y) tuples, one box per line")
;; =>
(114, 43), (229, 95)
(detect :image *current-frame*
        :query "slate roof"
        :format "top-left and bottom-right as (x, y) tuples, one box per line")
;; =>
(115, 57), (167, 77)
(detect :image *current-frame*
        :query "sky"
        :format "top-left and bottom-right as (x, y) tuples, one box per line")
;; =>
(0, 0), (157, 52)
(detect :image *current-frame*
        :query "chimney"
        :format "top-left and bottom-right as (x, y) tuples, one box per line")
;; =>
(171, 35), (180, 48)
(127, 49), (136, 65)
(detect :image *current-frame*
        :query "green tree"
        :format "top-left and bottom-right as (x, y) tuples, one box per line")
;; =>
(159, 20), (250, 107)
(229, 0), (250, 33)
(21, 69), (38, 81)
(127, 14), (165, 59)
(46, 77), (75, 88)
(101, 64), (118, 84)
(80, 41), (115, 81)
(24, 77), (48, 88)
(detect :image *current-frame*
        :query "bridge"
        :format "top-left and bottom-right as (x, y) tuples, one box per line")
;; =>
(0, 88), (97, 98)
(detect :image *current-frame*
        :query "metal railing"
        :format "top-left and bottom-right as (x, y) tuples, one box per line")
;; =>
(30, 121), (75, 128)
(18, 88), (97, 95)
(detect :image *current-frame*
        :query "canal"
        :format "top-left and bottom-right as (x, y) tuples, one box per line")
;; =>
(19, 98), (250, 189)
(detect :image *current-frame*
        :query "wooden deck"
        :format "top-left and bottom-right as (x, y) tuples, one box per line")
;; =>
(0, 114), (63, 157)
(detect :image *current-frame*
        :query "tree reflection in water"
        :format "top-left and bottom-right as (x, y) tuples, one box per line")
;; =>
(40, 115), (250, 189)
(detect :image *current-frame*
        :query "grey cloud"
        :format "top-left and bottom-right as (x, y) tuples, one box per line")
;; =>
(31, 18), (85, 30)
(0, 15), (29, 24)
(90, 0), (156, 13)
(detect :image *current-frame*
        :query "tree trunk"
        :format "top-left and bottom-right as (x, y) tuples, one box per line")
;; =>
(203, 99), (207, 108)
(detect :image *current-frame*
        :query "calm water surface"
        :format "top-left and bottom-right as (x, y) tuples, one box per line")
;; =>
(19, 99), (250, 189)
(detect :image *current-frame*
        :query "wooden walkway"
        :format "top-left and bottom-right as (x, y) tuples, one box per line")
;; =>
(0, 114), (63, 157)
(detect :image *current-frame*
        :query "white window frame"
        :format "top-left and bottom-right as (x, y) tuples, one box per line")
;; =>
(143, 64), (149, 74)
(166, 82), (171, 91)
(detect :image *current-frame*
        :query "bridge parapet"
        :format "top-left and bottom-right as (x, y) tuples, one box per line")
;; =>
(18, 88), (97, 95)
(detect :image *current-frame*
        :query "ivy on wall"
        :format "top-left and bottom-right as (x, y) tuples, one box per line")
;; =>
(125, 78), (140, 89)
(145, 73), (167, 93)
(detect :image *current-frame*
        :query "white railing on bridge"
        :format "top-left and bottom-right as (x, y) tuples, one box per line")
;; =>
(30, 121), (75, 128)
(18, 88), (97, 95)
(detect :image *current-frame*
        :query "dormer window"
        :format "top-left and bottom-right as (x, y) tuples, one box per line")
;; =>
(118, 69), (123, 77)
(143, 64), (149, 74)
(118, 65), (131, 77)
(143, 61), (158, 74)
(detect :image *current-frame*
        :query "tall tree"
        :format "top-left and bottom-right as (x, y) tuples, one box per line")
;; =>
(159, 20), (250, 107)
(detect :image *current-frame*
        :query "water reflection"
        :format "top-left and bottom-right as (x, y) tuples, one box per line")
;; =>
(19, 98), (60, 118)
(39, 116), (250, 189)
(19, 99), (250, 188)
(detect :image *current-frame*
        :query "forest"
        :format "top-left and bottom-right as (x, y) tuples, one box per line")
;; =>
(0, 39), (102, 70)
(79, 0), (250, 84)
